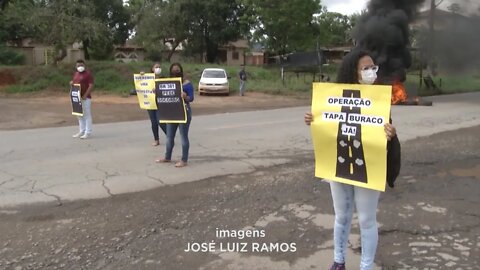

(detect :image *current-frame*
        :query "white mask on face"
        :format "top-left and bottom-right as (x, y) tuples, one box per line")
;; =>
(77, 66), (85, 73)
(359, 69), (377, 85)
(154, 67), (162, 75)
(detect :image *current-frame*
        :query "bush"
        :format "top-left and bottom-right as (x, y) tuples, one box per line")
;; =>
(5, 79), (49, 93)
(5, 60), (476, 97)
(0, 46), (25, 65)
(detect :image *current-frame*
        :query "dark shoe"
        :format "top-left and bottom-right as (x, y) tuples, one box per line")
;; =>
(329, 262), (346, 270)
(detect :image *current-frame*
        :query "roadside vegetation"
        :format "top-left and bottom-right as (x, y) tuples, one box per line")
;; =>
(0, 62), (478, 97)
(0, 62), (338, 96)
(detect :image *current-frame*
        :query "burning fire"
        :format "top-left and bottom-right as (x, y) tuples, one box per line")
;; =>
(391, 81), (408, 104)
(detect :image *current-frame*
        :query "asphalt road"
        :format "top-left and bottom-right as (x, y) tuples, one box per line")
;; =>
(0, 92), (479, 207)
(0, 92), (479, 269)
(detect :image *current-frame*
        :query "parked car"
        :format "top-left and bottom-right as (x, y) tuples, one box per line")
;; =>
(198, 68), (230, 95)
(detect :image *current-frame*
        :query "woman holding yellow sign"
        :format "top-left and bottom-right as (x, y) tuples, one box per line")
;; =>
(144, 63), (167, 146)
(305, 50), (397, 270)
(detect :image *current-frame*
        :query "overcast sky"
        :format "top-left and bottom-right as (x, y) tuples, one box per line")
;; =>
(323, 0), (368, 15)
(323, 0), (479, 16)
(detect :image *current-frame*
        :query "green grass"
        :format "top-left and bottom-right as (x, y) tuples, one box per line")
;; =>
(4, 79), (49, 93)
(405, 70), (480, 96)
(1, 61), (478, 96)
(438, 72), (480, 94)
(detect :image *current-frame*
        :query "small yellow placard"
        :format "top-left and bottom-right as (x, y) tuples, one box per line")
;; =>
(133, 73), (157, 110)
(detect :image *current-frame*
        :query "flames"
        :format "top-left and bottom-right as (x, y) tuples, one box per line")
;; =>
(391, 81), (408, 105)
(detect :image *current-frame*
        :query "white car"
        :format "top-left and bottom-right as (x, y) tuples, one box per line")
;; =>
(198, 68), (230, 95)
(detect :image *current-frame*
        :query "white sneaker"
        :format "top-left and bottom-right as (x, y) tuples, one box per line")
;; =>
(72, 132), (84, 138)
(80, 133), (90, 139)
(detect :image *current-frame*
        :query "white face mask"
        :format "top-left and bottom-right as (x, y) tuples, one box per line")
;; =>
(77, 66), (85, 73)
(154, 67), (162, 75)
(359, 69), (377, 85)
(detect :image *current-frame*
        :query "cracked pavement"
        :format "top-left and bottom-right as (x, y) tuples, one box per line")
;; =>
(1, 93), (478, 208)
(0, 92), (479, 269)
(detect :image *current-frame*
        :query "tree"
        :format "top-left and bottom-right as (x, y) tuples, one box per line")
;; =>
(1, 0), (128, 63)
(245, 0), (322, 54)
(133, 0), (250, 63)
(426, 0), (445, 69)
(0, 0), (11, 10)
(84, 0), (132, 60)
(0, 0), (38, 65)
(0, 0), (38, 46)
(28, 0), (110, 64)
(131, 0), (188, 62)
(315, 8), (354, 46)
(179, 0), (250, 63)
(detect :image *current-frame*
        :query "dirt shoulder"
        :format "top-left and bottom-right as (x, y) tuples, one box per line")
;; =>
(0, 92), (310, 131)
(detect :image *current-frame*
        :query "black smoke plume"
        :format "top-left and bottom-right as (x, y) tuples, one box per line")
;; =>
(420, 10), (480, 73)
(352, 0), (426, 83)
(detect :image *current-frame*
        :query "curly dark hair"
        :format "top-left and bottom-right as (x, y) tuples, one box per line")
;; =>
(169, 62), (184, 78)
(336, 49), (373, 84)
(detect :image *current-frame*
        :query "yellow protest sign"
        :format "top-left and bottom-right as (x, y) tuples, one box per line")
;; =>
(311, 83), (392, 191)
(133, 73), (157, 110)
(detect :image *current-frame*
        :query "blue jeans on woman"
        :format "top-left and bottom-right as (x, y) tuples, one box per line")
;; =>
(147, 109), (166, 141)
(165, 105), (192, 162)
(330, 181), (380, 270)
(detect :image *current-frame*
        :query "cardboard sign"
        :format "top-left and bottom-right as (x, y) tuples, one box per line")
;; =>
(310, 83), (392, 191)
(155, 78), (187, 123)
(133, 73), (157, 110)
(70, 84), (83, 116)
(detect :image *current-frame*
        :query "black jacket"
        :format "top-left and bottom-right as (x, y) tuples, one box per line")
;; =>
(386, 134), (401, 188)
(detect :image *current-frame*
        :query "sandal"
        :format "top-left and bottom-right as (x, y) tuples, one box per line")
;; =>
(175, 161), (187, 167)
(155, 158), (171, 163)
(152, 140), (160, 146)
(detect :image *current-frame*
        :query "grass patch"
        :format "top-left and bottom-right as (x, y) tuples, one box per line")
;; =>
(0, 61), (337, 96)
(437, 72), (480, 94)
(4, 79), (50, 93)
(406, 70), (480, 96)
(1, 61), (478, 96)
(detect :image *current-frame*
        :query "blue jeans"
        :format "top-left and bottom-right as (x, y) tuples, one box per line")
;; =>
(165, 105), (192, 162)
(330, 181), (380, 270)
(77, 98), (92, 134)
(239, 80), (246, 96)
(147, 109), (166, 141)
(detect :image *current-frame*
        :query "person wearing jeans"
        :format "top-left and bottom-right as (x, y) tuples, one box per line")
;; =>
(155, 63), (194, 168)
(77, 98), (92, 137)
(164, 104), (192, 165)
(144, 62), (166, 146)
(71, 59), (94, 139)
(330, 182), (380, 270)
(147, 109), (166, 146)
(304, 49), (397, 270)
(238, 64), (247, 96)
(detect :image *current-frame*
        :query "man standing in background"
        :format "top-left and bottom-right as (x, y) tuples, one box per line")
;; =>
(238, 64), (247, 96)
(70, 59), (94, 139)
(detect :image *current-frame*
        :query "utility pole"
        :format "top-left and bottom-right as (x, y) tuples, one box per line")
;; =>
(316, 37), (322, 81)
(427, 0), (444, 73)
(428, 0), (435, 68)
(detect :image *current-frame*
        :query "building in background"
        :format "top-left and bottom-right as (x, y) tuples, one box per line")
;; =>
(7, 39), (84, 65)
(216, 39), (250, 66)
(114, 42), (146, 63)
